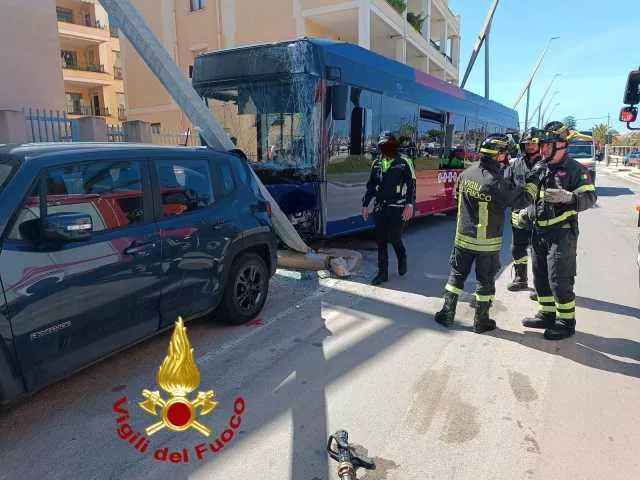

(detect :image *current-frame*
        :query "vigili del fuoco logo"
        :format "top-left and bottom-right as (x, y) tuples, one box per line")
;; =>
(111, 318), (246, 464)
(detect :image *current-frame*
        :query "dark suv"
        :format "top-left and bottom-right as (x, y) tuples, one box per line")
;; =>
(0, 143), (277, 406)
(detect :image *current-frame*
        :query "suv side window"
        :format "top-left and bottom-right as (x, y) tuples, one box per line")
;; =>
(155, 159), (215, 217)
(8, 160), (145, 239)
(215, 157), (237, 200)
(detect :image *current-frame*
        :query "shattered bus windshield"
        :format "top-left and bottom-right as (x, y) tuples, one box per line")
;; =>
(202, 75), (322, 175)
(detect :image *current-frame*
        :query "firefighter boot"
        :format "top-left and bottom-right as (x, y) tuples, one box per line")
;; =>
(434, 292), (458, 327)
(371, 270), (388, 286)
(544, 319), (576, 340)
(398, 254), (408, 276)
(522, 311), (556, 329)
(473, 301), (496, 333)
(371, 246), (389, 285)
(507, 264), (528, 291)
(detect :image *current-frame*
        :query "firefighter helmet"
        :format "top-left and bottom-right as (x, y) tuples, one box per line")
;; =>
(479, 133), (513, 160)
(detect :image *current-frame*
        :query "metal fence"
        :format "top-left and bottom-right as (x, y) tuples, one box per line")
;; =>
(152, 128), (201, 146)
(107, 125), (127, 143)
(605, 145), (640, 167)
(23, 108), (75, 142)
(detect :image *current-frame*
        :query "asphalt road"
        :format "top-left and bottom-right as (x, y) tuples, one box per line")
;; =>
(0, 168), (638, 480)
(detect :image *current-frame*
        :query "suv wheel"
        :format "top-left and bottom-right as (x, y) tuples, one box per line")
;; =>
(217, 252), (269, 325)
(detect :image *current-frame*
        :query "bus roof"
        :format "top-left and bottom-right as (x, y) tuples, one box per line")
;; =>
(193, 38), (519, 130)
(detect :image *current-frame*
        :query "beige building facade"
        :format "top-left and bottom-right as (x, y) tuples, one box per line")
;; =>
(123, 0), (460, 131)
(57, 0), (126, 125)
(0, 0), (127, 126)
(0, 0), (67, 112)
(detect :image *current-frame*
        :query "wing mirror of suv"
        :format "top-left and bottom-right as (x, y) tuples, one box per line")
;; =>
(40, 212), (93, 243)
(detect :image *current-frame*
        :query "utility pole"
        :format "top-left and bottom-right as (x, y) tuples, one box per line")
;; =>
(513, 36), (560, 131)
(460, 0), (500, 99)
(544, 103), (560, 126)
(540, 91), (559, 126)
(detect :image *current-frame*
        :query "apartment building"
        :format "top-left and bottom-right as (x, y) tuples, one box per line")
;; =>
(57, 0), (126, 125)
(123, 0), (460, 131)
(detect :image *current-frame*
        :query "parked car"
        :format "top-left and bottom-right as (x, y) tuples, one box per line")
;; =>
(0, 143), (277, 406)
(623, 151), (640, 166)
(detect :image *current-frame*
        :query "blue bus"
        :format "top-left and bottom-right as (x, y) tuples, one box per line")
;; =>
(192, 38), (519, 239)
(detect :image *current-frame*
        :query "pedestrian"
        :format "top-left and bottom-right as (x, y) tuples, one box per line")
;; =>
(362, 132), (416, 286)
(521, 121), (597, 340)
(434, 133), (545, 333)
(504, 128), (543, 291)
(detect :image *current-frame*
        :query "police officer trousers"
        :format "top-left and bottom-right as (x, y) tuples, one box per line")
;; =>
(445, 247), (501, 302)
(374, 206), (406, 272)
(531, 225), (578, 324)
(511, 226), (531, 265)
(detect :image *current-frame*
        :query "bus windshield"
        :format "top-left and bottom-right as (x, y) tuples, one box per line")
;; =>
(201, 75), (322, 174)
(567, 142), (593, 158)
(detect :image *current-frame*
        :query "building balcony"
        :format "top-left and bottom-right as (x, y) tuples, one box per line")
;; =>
(58, 18), (111, 45)
(63, 63), (113, 86)
(114, 66), (123, 80)
(117, 106), (127, 121)
(67, 103), (111, 117)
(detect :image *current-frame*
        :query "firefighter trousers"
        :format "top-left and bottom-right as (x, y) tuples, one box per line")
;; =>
(445, 247), (501, 302)
(374, 206), (406, 273)
(531, 226), (578, 325)
(511, 226), (531, 265)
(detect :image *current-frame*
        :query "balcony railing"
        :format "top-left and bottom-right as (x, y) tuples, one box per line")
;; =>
(63, 63), (107, 74)
(110, 27), (120, 38)
(117, 106), (126, 121)
(114, 66), (123, 80)
(57, 11), (109, 30)
(67, 104), (111, 117)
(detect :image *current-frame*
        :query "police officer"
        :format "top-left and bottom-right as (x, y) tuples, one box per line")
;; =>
(521, 121), (597, 340)
(434, 133), (545, 333)
(504, 129), (543, 291)
(362, 132), (417, 285)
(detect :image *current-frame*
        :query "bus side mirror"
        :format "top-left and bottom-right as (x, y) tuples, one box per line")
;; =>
(329, 85), (348, 120)
(623, 69), (640, 105)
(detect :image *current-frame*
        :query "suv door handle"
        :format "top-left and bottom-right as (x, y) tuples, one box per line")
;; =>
(124, 241), (156, 256)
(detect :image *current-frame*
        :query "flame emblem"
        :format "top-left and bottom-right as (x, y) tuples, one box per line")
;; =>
(138, 318), (218, 436)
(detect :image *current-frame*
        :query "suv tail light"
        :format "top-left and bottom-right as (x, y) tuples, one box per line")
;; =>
(266, 201), (273, 218)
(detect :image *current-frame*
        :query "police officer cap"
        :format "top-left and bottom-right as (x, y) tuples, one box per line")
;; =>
(378, 131), (398, 145)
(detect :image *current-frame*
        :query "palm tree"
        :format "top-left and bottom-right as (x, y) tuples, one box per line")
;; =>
(592, 123), (608, 146)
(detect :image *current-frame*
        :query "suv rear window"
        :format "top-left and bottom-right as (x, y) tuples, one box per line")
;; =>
(0, 160), (16, 193)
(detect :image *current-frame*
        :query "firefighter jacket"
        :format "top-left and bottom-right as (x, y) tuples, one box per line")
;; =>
(454, 159), (540, 254)
(362, 154), (416, 210)
(504, 155), (535, 230)
(527, 153), (597, 231)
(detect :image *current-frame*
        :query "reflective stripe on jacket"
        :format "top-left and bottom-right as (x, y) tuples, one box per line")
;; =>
(455, 159), (539, 254)
(529, 154), (597, 230)
(362, 154), (417, 209)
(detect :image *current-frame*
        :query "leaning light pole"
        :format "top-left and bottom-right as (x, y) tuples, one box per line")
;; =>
(460, 0), (500, 99)
(97, 0), (310, 253)
(542, 101), (560, 126)
(513, 36), (559, 131)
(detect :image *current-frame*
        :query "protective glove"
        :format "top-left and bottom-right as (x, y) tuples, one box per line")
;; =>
(543, 188), (575, 204)
(515, 209), (530, 229)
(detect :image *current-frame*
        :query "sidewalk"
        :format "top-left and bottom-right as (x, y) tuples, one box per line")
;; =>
(599, 162), (640, 182)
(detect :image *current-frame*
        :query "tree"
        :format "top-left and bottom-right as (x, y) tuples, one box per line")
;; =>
(592, 123), (608, 146)
(563, 116), (577, 130)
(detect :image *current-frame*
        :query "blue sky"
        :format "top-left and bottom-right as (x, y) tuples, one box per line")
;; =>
(449, 0), (637, 132)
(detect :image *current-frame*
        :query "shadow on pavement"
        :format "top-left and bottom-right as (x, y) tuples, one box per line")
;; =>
(576, 296), (640, 319)
(595, 186), (636, 197)
(327, 213), (517, 301)
(489, 329), (640, 379)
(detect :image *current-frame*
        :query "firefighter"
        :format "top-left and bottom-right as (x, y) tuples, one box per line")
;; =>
(504, 128), (543, 291)
(434, 133), (545, 333)
(521, 121), (597, 340)
(362, 132), (417, 285)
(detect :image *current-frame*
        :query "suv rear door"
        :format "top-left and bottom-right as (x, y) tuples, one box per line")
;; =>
(0, 153), (163, 390)
(152, 152), (242, 326)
